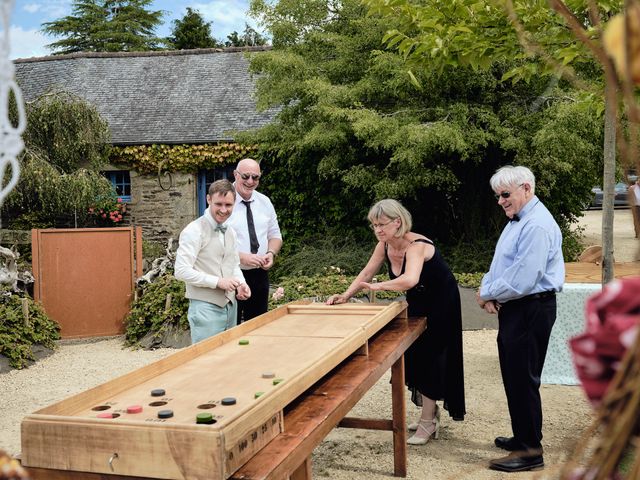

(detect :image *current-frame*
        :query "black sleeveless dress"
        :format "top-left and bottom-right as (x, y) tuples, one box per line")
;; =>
(387, 238), (466, 421)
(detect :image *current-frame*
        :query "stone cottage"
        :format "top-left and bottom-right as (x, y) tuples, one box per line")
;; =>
(14, 47), (278, 240)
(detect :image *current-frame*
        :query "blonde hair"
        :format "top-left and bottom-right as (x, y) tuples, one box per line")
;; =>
(367, 199), (412, 237)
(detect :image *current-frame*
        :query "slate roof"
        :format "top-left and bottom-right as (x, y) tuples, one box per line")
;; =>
(13, 47), (278, 145)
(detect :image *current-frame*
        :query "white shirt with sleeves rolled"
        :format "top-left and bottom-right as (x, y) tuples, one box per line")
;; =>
(227, 189), (282, 261)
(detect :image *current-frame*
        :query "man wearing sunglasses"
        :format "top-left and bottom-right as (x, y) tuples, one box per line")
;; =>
(476, 165), (564, 473)
(228, 158), (282, 323)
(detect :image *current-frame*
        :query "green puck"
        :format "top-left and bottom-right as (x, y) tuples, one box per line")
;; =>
(272, 378), (284, 385)
(254, 391), (264, 398)
(239, 339), (249, 345)
(196, 412), (214, 424)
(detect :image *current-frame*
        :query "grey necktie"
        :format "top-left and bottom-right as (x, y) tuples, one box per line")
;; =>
(241, 200), (260, 253)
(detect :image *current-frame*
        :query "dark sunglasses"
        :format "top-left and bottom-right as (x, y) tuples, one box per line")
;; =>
(494, 191), (512, 200)
(237, 172), (261, 181)
(494, 183), (524, 200)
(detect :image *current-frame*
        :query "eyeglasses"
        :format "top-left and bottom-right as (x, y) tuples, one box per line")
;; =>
(494, 183), (524, 200)
(370, 220), (394, 230)
(237, 172), (261, 181)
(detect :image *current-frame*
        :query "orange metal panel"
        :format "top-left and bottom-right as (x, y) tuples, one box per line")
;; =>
(32, 227), (135, 338)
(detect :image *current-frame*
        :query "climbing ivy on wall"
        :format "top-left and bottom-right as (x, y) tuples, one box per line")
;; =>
(111, 143), (257, 173)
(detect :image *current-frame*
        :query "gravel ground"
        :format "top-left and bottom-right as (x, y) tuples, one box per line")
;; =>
(580, 208), (639, 262)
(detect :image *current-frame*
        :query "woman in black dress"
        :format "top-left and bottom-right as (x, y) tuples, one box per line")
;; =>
(327, 199), (465, 444)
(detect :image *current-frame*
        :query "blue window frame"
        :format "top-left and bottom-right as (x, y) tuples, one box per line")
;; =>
(105, 170), (131, 202)
(198, 166), (235, 215)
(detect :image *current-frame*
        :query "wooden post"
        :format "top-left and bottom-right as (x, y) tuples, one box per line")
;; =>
(370, 278), (377, 304)
(391, 355), (407, 477)
(22, 298), (29, 328)
(290, 457), (312, 480)
(165, 294), (172, 312)
(135, 227), (143, 279)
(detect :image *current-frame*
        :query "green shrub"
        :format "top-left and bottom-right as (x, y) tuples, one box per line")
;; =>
(86, 195), (127, 226)
(124, 275), (189, 346)
(269, 271), (403, 309)
(0, 288), (60, 368)
(8, 211), (54, 230)
(271, 234), (376, 280)
(441, 238), (497, 275)
(563, 224), (585, 262)
(142, 239), (168, 261)
(453, 272), (484, 289)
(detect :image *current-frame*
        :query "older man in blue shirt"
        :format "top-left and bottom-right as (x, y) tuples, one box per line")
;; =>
(477, 165), (564, 473)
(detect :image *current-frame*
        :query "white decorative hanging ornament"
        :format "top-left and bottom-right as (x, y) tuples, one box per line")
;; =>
(0, 0), (23, 206)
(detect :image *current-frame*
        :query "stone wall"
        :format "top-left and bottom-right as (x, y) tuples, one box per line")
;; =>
(127, 171), (197, 242)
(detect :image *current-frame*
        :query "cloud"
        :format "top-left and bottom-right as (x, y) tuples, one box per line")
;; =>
(22, 4), (41, 14)
(23, 0), (71, 22)
(190, 1), (259, 37)
(8, 26), (51, 60)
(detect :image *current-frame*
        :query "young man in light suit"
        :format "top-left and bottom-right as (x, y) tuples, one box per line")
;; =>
(175, 179), (251, 343)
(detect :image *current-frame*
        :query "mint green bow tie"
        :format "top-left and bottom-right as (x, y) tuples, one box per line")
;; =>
(215, 224), (227, 233)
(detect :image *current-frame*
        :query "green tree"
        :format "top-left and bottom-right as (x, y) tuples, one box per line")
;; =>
(21, 92), (111, 173)
(166, 7), (220, 50)
(225, 23), (268, 47)
(41, 0), (164, 54)
(362, 0), (624, 281)
(242, 0), (602, 267)
(5, 92), (117, 228)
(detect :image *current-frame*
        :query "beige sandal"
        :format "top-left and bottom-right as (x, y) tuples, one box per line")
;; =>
(407, 405), (440, 445)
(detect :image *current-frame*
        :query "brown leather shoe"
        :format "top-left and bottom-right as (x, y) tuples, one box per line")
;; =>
(489, 451), (544, 472)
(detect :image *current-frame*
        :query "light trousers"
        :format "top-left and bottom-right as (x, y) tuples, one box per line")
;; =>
(187, 299), (237, 344)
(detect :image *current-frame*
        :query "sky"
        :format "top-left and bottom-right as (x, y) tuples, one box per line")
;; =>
(6, 0), (262, 60)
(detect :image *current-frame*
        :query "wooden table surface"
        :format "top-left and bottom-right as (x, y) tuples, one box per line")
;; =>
(25, 315), (427, 480)
(231, 315), (426, 480)
(565, 262), (639, 283)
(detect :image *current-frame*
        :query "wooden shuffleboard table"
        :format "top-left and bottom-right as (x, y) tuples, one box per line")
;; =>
(21, 301), (425, 480)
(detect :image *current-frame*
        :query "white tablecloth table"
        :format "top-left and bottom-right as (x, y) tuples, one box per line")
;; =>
(541, 283), (602, 385)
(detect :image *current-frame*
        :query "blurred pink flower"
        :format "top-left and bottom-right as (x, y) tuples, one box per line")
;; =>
(570, 277), (640, 406)
(272, 287), (285, 301)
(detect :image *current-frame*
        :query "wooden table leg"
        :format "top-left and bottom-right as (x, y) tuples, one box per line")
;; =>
(391, 354), (407, 477)
(290, 456), (312, 480)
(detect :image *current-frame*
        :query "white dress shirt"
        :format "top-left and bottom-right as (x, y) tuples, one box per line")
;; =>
(174, 209), (245, 290)
(227, 188), (282, 266)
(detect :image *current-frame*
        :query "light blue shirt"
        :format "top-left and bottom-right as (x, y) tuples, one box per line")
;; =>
(480, 196), (565, 303)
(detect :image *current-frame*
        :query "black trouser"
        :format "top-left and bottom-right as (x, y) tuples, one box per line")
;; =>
(497, 294), (556, 451)
(237, 268), (269, 323)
